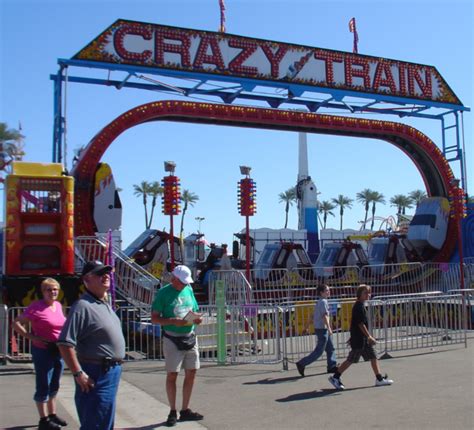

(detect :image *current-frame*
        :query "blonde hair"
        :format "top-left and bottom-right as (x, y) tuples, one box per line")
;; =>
(356, 284), (371, 299)
(41, 278), (60, 291)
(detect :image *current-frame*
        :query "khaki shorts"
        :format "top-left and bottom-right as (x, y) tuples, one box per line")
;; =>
(163, 336), (200, 372)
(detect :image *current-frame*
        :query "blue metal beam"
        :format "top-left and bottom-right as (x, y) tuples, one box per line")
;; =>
(57, 58), (470, 114)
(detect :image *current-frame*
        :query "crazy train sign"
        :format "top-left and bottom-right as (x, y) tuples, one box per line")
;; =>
(74, 19), (462, 106)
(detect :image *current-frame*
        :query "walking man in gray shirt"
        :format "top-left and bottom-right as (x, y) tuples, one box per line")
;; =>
(58, 261), (125, 430)
(296, 285), (337, 377)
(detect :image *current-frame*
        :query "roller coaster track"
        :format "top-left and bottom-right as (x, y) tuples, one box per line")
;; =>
(71, 101), (459, 262)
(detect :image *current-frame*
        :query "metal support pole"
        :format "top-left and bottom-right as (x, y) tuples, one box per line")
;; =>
(52, 67), (64, 163)
(170, 215), (175, 271)
(245, 215), (250, 283)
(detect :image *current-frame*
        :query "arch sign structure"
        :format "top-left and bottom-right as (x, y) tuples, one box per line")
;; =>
(56, 19), (469, 262)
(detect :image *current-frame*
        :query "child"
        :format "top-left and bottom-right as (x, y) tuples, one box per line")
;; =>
(296, 285), (337, 377)
(328, 284), (393, 389)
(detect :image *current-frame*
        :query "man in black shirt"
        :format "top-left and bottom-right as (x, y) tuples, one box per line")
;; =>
(329, 285), (393, 390)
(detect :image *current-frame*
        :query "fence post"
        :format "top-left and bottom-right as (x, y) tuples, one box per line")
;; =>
(380, 300), (392, 359)
(0, 305), (7, 365)
(280, 306), (288, 371)
(215, 280), (226, 365)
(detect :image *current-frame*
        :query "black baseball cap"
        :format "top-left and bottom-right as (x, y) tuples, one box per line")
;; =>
(81, 260), (113, 277)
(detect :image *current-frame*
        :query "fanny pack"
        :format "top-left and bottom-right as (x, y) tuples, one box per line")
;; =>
(163, 331), (196, 351)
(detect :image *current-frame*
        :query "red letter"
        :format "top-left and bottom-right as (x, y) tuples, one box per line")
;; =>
(113, 24), (152, 62)
(408, 65), (432, 98)
(228, 39), (258, 76)
(155, 29), (191, 67)
(372, 61), (397, 93)
(344, 55), (371, 89)
(193, 35), (225, 70)
(398, 63), (407, 95)
(261, 44), (288, 78)
(314, 50), (343, 85)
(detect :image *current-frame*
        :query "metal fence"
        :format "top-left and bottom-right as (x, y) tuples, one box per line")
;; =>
(0, 305), (7, 364)
(3, 292), (470, 367)
(209, 262), (474, 306)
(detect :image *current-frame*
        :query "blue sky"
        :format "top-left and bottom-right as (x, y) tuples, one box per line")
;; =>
(1, 0), (472, 247)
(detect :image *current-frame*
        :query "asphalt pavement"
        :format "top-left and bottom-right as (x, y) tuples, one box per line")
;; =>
(1, 341), (472, 430)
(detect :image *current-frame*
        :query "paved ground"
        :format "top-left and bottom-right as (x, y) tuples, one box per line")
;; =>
(1, 341), (472, 430)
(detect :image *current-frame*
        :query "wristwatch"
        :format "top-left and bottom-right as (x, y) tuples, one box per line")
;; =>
(73, 370), (83, 378)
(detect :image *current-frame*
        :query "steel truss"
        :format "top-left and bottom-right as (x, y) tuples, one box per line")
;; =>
(51, 58), (470, 192)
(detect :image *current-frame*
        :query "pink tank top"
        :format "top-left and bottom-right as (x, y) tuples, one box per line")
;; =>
(23, 300), (66, 349)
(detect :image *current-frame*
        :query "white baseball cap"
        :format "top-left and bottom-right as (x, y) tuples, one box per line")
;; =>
(172, 265), (194, 284)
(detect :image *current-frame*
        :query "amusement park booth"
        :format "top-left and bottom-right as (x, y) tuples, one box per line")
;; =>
(2, 162), (80, 306)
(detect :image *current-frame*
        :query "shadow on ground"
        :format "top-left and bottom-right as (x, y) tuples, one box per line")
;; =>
(276, 386), (373, 402)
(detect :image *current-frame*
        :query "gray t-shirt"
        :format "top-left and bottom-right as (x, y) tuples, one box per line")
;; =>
(313, 298), (329, 329)
(58, 291), (125, 360)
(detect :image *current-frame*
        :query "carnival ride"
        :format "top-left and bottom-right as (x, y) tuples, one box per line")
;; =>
(2, 19), (472, 309)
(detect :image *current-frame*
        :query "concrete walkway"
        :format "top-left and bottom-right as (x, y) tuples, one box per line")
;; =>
(1, 341), (472, 430)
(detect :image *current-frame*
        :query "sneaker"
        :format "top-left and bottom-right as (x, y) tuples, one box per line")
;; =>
(179, 408), (204, 421)
(375, 375), (394, 386)
(296, 362), (305, 377)
(49, 414), (68, 426)
(328, 375), (345, 390)
(166, 410), (178, 427)
(38, 417), (61, 430)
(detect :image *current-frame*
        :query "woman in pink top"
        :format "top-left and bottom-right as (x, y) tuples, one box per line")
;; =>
(13, 278), (68, 430)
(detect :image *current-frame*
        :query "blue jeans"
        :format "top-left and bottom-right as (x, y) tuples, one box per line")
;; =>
(31, 345), (64, 403)
(297, 329), (337, 369)
(75, 362), (122, 430)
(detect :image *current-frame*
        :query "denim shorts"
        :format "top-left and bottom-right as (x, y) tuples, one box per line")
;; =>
(31, 345), (64, 402)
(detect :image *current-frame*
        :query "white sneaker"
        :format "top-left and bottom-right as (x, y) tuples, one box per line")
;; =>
(328, 376), (345, 390)
(375, 376), (393, 386)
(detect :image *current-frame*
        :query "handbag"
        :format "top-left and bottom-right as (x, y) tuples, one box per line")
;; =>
(163, 331), (196, 351)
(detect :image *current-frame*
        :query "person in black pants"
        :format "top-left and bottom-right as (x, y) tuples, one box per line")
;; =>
(328, 284), (393, 390)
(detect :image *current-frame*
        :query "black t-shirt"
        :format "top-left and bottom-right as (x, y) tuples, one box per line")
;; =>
(350, 301), (368, 349)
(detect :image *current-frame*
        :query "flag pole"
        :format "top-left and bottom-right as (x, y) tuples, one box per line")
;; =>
(349, 17), (359, 54)
(219, 0), (226, 33)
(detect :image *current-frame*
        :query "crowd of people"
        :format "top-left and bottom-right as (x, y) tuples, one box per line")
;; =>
(14, 262), (393, 429)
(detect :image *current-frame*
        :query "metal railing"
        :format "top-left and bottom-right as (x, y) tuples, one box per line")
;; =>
(0, 305), (7, 364)
(208, 262), (474, 307)
(75, 236), (160, 312)
(3, 293), (471, 365)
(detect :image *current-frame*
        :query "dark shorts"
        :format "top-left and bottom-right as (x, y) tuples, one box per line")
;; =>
(347, 344), (377, 363)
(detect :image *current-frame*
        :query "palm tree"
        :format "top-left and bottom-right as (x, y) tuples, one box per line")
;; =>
(147, 181), (164, 229)
(0, 122), (25, 171)
(318, 200), (336, 229)
(390, 194), (413, 224)
(356, 188), (374, 229)
(133, 180), (151, 229)
(180, 189), (199, 236)
(278, 187), (297, 228)
(409, 189), (427, 207)
(370, 191), (386, 230)
(331, 194), (353, 230)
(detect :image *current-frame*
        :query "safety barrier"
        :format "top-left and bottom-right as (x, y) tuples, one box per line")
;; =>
(208, 262), (474, 307)
(208, 271), (252, 306)
(0, 305), (7, 364)
(3, 292), (470, 366)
